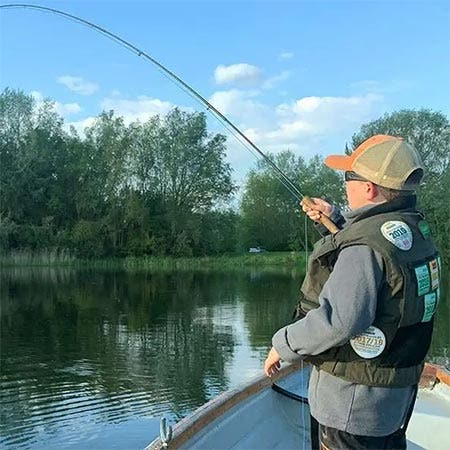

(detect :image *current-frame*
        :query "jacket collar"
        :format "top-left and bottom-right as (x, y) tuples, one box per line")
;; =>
(350, 195), (417, 225)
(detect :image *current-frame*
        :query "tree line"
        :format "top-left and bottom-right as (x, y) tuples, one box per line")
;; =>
(1, 89), (448, 261)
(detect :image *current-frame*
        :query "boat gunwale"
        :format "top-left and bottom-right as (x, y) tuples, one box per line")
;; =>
(420, 363), (450, 389)
(145, 362), (450, 449)
(145, 362), (303, 449)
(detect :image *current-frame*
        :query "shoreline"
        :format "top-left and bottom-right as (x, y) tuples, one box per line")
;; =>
(0, 251), (308, 271)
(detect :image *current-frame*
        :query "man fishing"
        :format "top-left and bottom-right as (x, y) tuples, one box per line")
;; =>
(264, 135), (441, 449)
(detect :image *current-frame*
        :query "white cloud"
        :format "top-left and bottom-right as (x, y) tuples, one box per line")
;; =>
(100, 94), (184, 124)
(260, 93), (382, 155)
(277, 93), (382, 126)
(55, 102), (82, 116)
(63, 93), (187, 135)
(57, 75), (99, 95)
(66, 117), (97, 135)
(210, 90), (382, 144)
(213, 91), (384, 169)
(278, 51), (294, 60)
(266, 120), (313, 140)
(30, 90), (82, 117)
(209, 89), (258, 115)
(209, 89), (273, 130)
(262, 70), (291, 90)
(214, 63), (262, 85)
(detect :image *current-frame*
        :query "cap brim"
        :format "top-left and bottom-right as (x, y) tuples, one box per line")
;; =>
(325, 154), (353, 171)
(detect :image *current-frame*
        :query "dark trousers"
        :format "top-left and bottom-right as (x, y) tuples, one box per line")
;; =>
(312, 385), (417, 450)
(318, 424), (407, 450)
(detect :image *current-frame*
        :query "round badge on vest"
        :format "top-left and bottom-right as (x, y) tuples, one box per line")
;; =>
(350, 326), (386, 359)
(380, 221), (413, 251)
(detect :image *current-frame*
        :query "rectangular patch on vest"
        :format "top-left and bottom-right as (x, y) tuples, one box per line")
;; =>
(422, 292), (437, 322)
(429, 259), (440, 290)
(415, 265), (430, 296)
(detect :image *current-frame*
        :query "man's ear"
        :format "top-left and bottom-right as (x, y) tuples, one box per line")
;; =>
(366, 181), (379, 200)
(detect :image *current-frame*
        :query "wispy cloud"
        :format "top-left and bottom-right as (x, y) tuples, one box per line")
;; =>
(57, 76), (99, 96)
(100, 94), (183, 124)
(66, 117), (97, 135)
(214, 63), (262, 85)
(262, 70), (291, 90)
(209, 89), (272, 129)
(65, 93), (186, 135)
(263, 93), (383, 154)
(278, 51), (294, 60)
(350, 79), (414, 94)
(56, 102), (82, 116)
(208, 88), (384, 165)
(31, 90), (82, 116)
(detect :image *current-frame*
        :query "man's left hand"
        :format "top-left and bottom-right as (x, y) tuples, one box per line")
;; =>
(264, 347), (281, 377)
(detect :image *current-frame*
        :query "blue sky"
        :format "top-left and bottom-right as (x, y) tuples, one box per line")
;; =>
(1, 0), (449, 180)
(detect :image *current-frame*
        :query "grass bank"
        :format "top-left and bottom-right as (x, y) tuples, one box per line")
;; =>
(0, 250), (76, 267)
(0, 250), (308, 272)
(124, 252), (307, 271)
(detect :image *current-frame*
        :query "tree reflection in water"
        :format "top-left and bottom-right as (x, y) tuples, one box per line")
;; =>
(1, 269), (246, 448)
(1, 266), (447, 449)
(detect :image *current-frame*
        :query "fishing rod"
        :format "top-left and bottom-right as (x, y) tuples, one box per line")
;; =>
(0, 3), (340, 234)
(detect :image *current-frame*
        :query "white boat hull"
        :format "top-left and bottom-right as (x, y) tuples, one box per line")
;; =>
(146, 363), (450, 449)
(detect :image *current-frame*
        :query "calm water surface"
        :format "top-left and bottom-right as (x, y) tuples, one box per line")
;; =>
(1, 267), (448, 449)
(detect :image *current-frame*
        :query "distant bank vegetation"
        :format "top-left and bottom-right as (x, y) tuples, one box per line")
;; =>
(1, 250), (307, 273)
(1, 89), (449, 265)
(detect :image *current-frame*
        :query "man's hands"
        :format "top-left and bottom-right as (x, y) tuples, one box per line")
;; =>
(301, 197), (332, 222)
(264, 347), (281, 377)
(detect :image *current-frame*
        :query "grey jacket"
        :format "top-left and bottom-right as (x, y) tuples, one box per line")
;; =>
(272, 204), (415, 436)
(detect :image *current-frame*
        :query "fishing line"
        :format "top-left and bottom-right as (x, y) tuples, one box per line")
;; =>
(300, 360), (306, 450)
(300, 215), (308, 450)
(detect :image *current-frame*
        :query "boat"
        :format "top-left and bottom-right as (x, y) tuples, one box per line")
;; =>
(145, 362), (450, 449)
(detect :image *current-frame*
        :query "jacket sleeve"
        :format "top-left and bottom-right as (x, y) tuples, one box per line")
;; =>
(272, 245), (385, 362)
(313, 205), (346, 235)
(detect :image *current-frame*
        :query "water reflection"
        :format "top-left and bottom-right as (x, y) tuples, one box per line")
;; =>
(0, 267), (448, 449)
(0, 268), (296, 449)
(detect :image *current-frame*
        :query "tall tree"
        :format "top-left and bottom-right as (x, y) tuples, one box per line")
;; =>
(127, 108), (235, 255)
(129, 108), (234, 211)
(0, 89), (80, 250)
(239, 151), (345, 251)
(0, 88), (237, 258)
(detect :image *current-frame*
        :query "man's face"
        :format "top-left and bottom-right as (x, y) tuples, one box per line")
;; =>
(345, 180), (372, 210)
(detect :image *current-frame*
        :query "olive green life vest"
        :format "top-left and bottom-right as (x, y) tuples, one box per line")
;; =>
(299, 196), (440, 387)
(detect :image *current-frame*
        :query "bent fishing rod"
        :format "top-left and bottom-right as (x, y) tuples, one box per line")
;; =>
(0, 3), (340, 234)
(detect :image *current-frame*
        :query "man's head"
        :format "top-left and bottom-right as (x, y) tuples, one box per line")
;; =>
(325, 135), (424, 210)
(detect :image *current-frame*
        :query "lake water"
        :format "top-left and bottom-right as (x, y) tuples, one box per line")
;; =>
(1, 267), (448, 449)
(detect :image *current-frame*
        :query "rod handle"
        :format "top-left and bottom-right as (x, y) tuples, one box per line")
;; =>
(301, 196), (340, 235)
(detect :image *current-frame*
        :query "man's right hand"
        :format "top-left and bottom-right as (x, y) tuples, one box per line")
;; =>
(301, 197), (333, 222)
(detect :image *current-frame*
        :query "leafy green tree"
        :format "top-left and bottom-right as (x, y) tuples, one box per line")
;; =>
(0, 89), (236, 258)
(197, 210), (239, 255)
(127, 108), (235, 256)
(129, 108), (234, 210)
(239, 151), (345, 251)
(0, 89), (80, 251)
(239, 167), (296, 251)
(352, 109), (450, 262)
